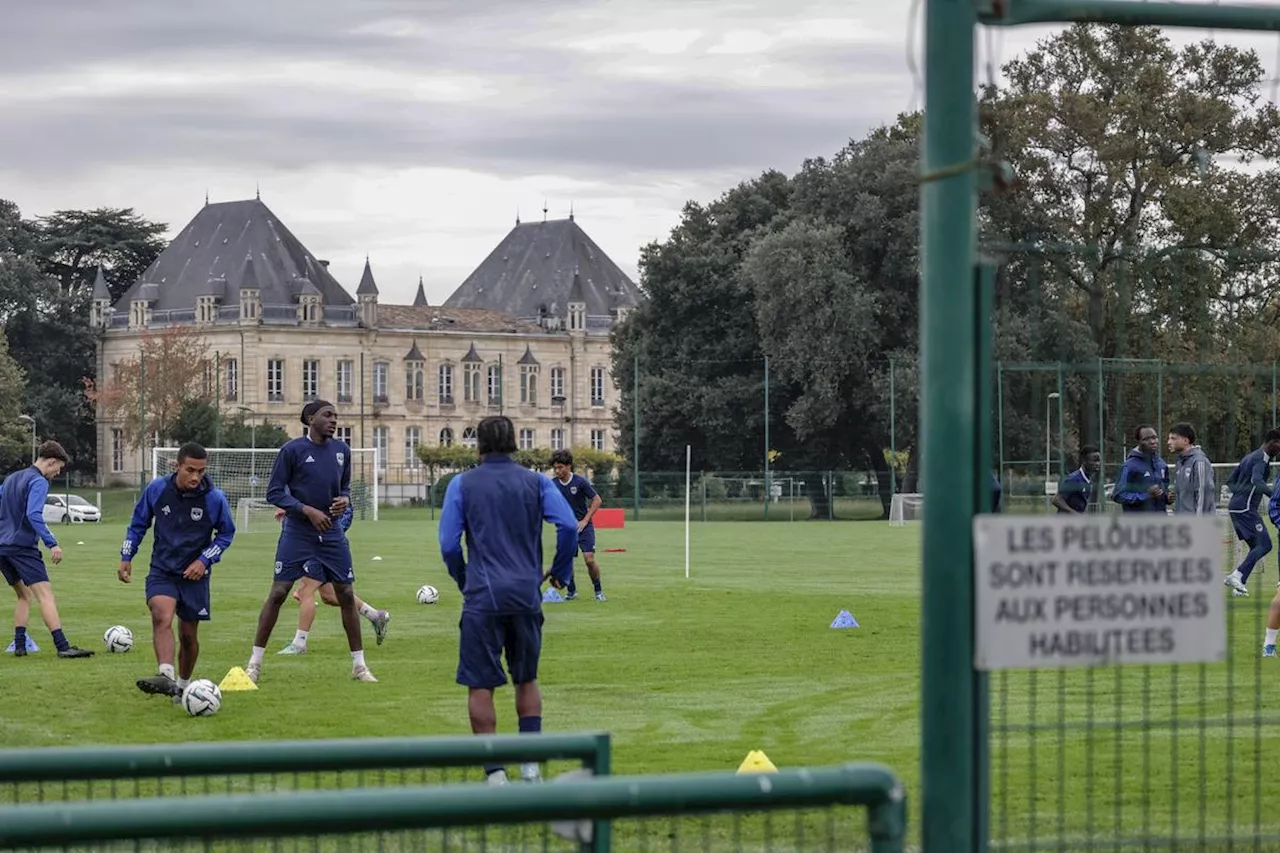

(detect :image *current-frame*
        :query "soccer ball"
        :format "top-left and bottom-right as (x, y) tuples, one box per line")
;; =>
(103, 625), (133, 653)
(181, 679), (222, 717)
(416, 584), (439, 605)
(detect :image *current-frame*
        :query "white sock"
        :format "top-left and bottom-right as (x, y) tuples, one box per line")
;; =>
(249, 646), (266, 666)
(1232, 570), (1244, 581)
(158, 663), (175, 680)
(176, 677), (190, 690)
(1267, 628), (1278, 646)
(359, 602), (378, 619)
(293, 630), (309, 646)
(351, 650), (366, 668)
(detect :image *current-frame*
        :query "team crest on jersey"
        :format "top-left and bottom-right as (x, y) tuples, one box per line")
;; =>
(190, 507), (203, 521)
(336, 453), (345, 466)
(570, 486), (578, 494)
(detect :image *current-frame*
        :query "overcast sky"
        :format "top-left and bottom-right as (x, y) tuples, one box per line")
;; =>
(2, 1), (1278, 305)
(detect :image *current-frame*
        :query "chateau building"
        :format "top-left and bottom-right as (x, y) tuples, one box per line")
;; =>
(92, 198), (644, 489)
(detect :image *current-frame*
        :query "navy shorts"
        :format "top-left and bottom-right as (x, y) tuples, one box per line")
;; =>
(1232, 511), (1267, 543)
(0, 551), (48, 587)
(577, 524), (596, 555)
(146, 571), (212, 622)
(456, 610), (544, 689)
(274, 533), (354, 586)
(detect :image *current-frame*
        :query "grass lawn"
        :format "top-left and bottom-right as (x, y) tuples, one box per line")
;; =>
(0, 504), (1277, 851)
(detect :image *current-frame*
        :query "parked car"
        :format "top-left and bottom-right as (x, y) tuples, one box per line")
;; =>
(43, 494), (101, 524)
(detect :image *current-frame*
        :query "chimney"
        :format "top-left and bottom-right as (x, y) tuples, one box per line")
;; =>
(318, 259), (330, 268)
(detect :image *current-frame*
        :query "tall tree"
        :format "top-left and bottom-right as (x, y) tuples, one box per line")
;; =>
(36, 207), (167, 300)
(0, 334), (31, 474)
(84, 325), (212, 447)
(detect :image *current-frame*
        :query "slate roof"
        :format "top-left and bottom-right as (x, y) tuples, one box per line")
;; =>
(91, 266), (110, 300)
(442, 217), (642, 319)
(412, 277), (429, 307)
(377, 305), (545, 335)
(113, 198), (355, 311)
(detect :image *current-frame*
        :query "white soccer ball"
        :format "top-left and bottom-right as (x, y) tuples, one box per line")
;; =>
(181, 679), (222, 717)
(416, 584), (439, 605)
(103, 625), (133, 653)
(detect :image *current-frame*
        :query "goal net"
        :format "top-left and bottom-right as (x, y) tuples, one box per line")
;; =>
(889, 493), (924, 526)
(150, 447), (380, 531)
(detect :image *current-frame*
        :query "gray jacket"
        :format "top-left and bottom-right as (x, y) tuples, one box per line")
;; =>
(1174, 446), (1215, 515)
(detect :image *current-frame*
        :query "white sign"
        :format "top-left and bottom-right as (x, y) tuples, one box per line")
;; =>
(973, 514), (1225, 671)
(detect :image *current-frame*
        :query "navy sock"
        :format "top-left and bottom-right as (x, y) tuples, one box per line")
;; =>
(519, 715), (542, 734)
(50, 628), (69, 652)
(14, 626), (26, 648)
(592, 577), (602, 593)
(483, 764), (506, 776)
(566, 577), (576, 595)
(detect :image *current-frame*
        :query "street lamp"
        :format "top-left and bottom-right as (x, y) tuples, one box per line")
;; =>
(17, 414), (35, 463)
(1045, 393), (1060, 499)
(235, 406), (258, 496)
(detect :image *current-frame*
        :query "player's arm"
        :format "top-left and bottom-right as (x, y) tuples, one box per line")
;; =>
(121, 479), (163, 562)
(1112, 462), (1148, 506)
(200, 490), (237, 568)
(540, 475), (578, 586)
(24, 477), (59, 551)
(338, 503), (354, 533)
(266, 446), (305, 517)
(437, 476), (467, 590)
(1194, 458), (1212, 515)
(1251, 455), (1273, 496)
(582, 480), (602, 525)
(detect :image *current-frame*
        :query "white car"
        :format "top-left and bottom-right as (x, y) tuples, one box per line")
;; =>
(43, 494), (101, 524)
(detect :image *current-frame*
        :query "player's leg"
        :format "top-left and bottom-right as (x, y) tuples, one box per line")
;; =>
(457, 610), (509, 784)
(579, 525), (604, 600)
(22, 566), (92, 658)
(247, 579), (297, 682)
(317, 584), (391, 645)
(279, 576), (323, 655)
(507, 611), (546, 782)
(174, 574), (210, 692)
(1228, 516), (1272, 595)
(4, 559), (33, 656)
(329, 580), (376, 681)
(137, 577), (182, 696)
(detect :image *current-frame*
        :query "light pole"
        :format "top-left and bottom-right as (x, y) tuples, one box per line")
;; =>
(17, 414), (35, 463)
(1045, 392), (1060, 501)
(235, 406), (257, 497)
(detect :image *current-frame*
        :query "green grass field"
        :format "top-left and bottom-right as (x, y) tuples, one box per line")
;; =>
(2, 503), (1278, 850)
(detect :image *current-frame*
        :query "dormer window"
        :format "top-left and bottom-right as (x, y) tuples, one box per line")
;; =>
(568, 301), (585, 332)
(299, 294), (321, 324)
(130, 300), (148, 328)
(197, 295), (218, 324)
(240, 291), (260, 321)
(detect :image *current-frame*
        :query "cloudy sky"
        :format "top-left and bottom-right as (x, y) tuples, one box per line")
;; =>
(2, 1), (1279, 305)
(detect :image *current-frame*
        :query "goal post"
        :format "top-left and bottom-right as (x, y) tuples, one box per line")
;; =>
(150, 446), (380, 530)
(888, 493), (924, 526)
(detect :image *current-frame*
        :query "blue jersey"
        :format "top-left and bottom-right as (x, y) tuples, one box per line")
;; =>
(439, 455), (577, 613)
(122, 474), (236, 575)
(1112, 447), (1170, 513)
(1226, 448), (1272, 514)
(1056, 469), (1094, 513)
(266, 436), (352, 540)
(552, 473), (598, 522)
(0, 467), (59, 552)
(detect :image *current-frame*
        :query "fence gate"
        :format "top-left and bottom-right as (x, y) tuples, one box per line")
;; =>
(920, 1), (1280, 851)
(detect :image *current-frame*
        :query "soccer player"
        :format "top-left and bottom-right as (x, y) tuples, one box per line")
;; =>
(1167, 423), (1215, 515)
(549, 449), (606, 601)
(245, 400), (375, 683)
(1052, 445), (1102, 514)
(274, 502), (391, 655)
(1111, 425), (1171, 514)
(120, 442), (236, 700)
(0, 440), (92, 658)
(438, 416), (578, 786)
(1223, 429), (1280, 596)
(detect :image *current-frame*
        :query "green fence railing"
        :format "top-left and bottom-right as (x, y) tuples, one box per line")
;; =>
(0, 761), (906, 853)
(0, 732), (611, 802)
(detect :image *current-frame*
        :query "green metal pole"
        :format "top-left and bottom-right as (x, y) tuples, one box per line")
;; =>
(214, 352), (222, 447)
(974, 258), (996, 853)
(1271, 361), (1276, 428)
(633, 354), (641, 522)
(1097, 358), (1105, 474)
(1157, 360), (1164, 449)
(1056, 365), (1065, 484)
(764, 355), (770, 521)
(997, 362), (1005, 485)
(890, 357), (898, 494)
(920, 0), (979, 849)
(983, 0), (1280, 30)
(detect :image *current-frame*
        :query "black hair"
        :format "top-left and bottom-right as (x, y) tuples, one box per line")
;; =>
(1170, 422), (1196, 444)
(550, 449), (574, 467)
(36, 440), (68, 463)
(1079, 444), (1100, 458)
(1133, 424), (1157, 441)
(1266, 428), (1280, 445)
(476, 416), (517, 456)
(176, 442), (208, 464)
(301, 399), (335, 426)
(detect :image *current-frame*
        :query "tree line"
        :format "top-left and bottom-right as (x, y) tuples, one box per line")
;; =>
(611, 24), (1280, 518)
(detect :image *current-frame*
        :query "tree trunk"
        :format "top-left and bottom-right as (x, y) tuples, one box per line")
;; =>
(871, 443), (894, 520)
(808, 472), (834, 519)
(904, 444), (921, 493)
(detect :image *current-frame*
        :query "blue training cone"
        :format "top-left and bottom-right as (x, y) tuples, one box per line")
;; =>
(830, 610), (859, 629)
(543, 587), (565, 603)
(4, 635), (39, 653)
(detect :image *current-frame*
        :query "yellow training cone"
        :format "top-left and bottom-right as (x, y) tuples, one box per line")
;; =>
(736, 749), (778, 774)
(219, 666), (259, 692)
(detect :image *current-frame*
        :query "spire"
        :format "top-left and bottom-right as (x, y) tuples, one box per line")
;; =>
(569, 201), (574, 222)
(542, 199), (548, 222)
(413, 276), (428, 307)
(356, 257), (379, 296)
(516, 205), (521, 226)
(255, 182), (260, 200)
(204, 189), (209, 207)
(91, 265), (111, 301)
(239, 252), (261, 292)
